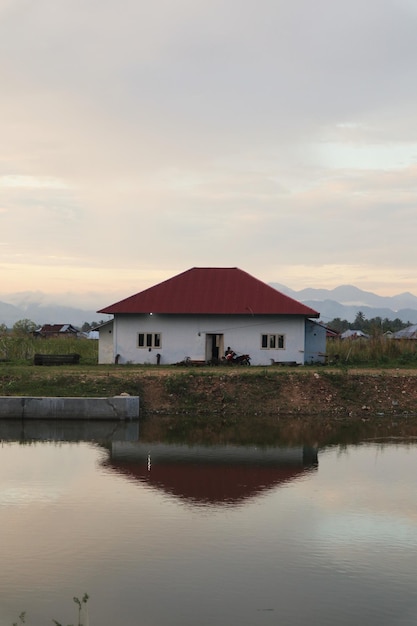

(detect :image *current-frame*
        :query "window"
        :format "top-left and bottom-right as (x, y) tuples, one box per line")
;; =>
(138, 333), (162, 348)
(261, 334), (285, 349)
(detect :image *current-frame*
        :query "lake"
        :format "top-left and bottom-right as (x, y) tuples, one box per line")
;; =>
(0, 420), (416, 626)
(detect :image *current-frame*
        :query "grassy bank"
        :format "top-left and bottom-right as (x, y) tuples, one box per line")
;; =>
(2, 362), (417, 416)
(1, 363), (417, 446)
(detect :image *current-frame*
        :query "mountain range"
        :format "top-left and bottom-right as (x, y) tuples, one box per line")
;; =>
(0, 298), (107, 328)
(270, 284), (417, 325)
(1, 285), (417, 327)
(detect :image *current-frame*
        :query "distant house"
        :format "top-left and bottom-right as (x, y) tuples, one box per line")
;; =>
(34, 324), (79, 339)
(340, 329), (369, 340)
(96, 267), (325, 366)
(392, 324), (417, 339)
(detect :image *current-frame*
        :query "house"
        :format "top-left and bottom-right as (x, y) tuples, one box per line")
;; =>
(96, 267), (323, 366)
(340, 329), (370, 340)
(34, 324), (79, 339)
(392, 324), (417, 339)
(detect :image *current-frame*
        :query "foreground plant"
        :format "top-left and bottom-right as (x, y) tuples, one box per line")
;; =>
(12, 594), (89, 626)
(12, 612), (26, 626)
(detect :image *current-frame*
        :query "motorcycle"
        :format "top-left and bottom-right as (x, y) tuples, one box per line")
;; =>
(224, 351), (251, 366)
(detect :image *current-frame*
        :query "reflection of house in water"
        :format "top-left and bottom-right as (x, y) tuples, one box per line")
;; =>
(0, 420), (318, 508)
(104, 443), (318, 507)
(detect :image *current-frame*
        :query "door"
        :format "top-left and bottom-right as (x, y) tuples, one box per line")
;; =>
(205, 334), (224, 362)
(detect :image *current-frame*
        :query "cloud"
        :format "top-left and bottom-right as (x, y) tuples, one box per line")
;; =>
(1, 0), (417, 301)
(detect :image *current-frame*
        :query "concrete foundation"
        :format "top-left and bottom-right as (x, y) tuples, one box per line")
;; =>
(0, 396), (140, 420)
(0, 418), (140, 442)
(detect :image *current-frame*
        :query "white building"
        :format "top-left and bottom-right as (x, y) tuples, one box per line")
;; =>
(97, 267), (323, 366)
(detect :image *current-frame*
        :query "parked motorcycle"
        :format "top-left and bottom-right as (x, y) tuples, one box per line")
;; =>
(224, 351), (251, 366)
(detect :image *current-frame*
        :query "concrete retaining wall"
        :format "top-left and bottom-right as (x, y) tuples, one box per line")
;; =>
(0, 396), (140, 420)
(0, 419), (140, 442)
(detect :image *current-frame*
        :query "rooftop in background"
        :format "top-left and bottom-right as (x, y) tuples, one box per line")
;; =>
(392, 324), (417, 339)
(34, 324), (79, 337)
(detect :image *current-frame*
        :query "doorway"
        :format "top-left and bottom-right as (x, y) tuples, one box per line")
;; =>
(205, 334), (224, 362)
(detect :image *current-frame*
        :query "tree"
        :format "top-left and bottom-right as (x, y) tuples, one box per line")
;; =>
(81, 320), (105, 332)
(353, 311), (366, 331)
(0, 323), (8, 336)
(327, 317), (349, 333)
(12, 318), (37, 336)
(368, 316), (383, 337)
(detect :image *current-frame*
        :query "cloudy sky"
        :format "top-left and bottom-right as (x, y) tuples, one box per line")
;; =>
(1, 0), (417, 309)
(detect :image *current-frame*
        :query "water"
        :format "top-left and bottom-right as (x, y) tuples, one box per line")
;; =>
(0, 422), (416, 626)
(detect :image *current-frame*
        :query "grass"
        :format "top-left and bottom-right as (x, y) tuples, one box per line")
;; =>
(0, 336), (98, 365)
(326, 337), (417, 367)
(1, 334), (417, 370)
(0, 363), (145, 397)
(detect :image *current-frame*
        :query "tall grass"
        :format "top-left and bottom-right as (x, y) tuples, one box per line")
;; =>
(326, 337), (417, 367)
(1, 335), (417, 369)
(0, 337), (98, 365)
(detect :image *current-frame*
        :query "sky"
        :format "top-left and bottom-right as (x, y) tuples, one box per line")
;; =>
(1, 0), (417, 309)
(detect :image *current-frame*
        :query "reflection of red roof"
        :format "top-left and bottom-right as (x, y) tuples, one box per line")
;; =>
(98, 267), (319, 317)
(103, 460), (316, 507)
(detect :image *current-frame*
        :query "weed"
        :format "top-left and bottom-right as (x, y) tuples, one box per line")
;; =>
(319, 370), (359, 401)
(13, 594), (89, 626)
(164, 373), (191, 396)
(12, 612), (25, 626)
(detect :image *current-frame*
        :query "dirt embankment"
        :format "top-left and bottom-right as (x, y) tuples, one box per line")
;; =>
(138, 369), (417, 417)
(131, 368), (417, 444)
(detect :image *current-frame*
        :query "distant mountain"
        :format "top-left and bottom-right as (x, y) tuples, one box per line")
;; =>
(270, 284), (417, 324)
(1, 284), (417, 327)
(0, 299), (107, 328)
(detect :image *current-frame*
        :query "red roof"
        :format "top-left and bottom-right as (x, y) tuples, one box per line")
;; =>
(98, 267), (319, 317)
(104, 460), (310, 506)
(37, 324), (78, 334)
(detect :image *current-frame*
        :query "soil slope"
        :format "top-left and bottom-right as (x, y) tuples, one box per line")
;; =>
(135, 368), (417, 416)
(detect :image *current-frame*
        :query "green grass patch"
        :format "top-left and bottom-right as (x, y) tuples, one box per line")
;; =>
(327, 337), (417, 368)
(0, 366), (142, 397)
(0, 337), (98, 364)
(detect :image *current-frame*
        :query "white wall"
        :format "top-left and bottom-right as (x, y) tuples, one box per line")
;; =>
(304, 320), (327, 364)
(98, 314), (309, 365)
(98, 320), (114, 364)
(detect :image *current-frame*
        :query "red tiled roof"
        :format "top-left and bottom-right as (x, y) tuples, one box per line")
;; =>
(40, 324), (65, 332)
(98, 267), (319, 317)
(104, 461), (309, 506)
(38, 324), (77, 333)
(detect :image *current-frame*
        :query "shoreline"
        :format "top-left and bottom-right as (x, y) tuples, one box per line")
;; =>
(1, 366), (417, 445)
